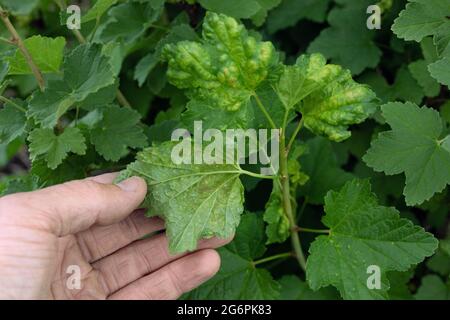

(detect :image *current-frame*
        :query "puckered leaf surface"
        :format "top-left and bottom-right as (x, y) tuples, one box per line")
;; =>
(119, 141), (245, 253)
(306, 179), (438, 299)
(294, 54), (377, 142)
(163, 12), (279, 112)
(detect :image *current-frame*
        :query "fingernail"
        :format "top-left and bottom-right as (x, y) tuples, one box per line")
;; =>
(117, 177), (144, 192)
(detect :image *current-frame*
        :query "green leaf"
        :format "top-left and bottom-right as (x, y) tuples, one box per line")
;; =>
(427, 240), (450, 276)
(428, 57), (450, 87)
(414, 275), (450, 300)
(308, 0), (381, 75)
(162, 12), (279, 112)
(408, 60), (440, 97)
(198, 0), (261, 19)
(299, 137), (354, 204)
(98, 1), (163, 44)
(387, 270), (414, 300)
(364, 102), (450, 206)
(279, 275), (339, 300)
(28, 44), (115, 128)
(295, 54), (377, 142)
(81, 0), (119, 23)
(0, 0), (40, 15)
(360, 67), (424, 105)
(134, 24), (199, 87)
(28, 127), (87, 169)
(250, 0), (282, 27)
(90, 105), (147, 162)
(267, 0), (331, 34)
(7, 36), (66, 75)
(185, 213), (280, 299)
(264, 183), (290, 244)
(392, 0), (450, 42)
(306, 179), (438, 299)
(0, 174), (40, 196)
(0, 99), (26, 144)
(118, 141), (245, 253)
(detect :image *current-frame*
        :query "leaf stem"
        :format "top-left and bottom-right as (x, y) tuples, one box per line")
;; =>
(295, 226), (330, 234)
(286, 118), (304, 154)
(252, 93), (277, 129)
(0, 36), (13, 45)
(279, 129), (306, 272)
(240, 169), (276, 180)
(297, 196), (308, 222)
(0, 95), (26, 112)
(0, 6), (45, 91)
(116, 89), (132, 108)
(253, 252), (292, 266)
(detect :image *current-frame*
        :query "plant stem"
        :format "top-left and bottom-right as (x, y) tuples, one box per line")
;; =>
(253, 252), (292, 266)
(279, 129), (307, 272)
(0, 36), (13, 45)
(297, 196), (308, 222)
(0, 6), (45, 91)
(240, 169), (276, 180)
(295, 227), (330, 234)
(252, 93), (277, 129)
(116, 90), (132, 108)
(286, 118), (304, 154)
(0, 95), (26, 112)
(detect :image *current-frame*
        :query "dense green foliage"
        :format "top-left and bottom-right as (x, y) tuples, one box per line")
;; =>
(0, 0), (449, 300)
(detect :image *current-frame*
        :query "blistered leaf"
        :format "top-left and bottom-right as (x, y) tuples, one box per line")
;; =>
(295, 54), (377, 142)
(162, 12), (279, 111)
(306, 179), (438, 299)
(118, 141), (245, 253)
(264, 183), (290, 244)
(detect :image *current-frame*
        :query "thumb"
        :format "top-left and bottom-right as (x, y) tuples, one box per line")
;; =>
(0, 173), (147, 236)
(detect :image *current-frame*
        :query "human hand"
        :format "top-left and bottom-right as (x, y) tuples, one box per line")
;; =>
(0, 173), (229, 300)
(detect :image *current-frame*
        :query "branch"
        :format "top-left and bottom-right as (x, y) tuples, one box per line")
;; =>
(0, 6), (45, 91)
(279, 129), (306, 271)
